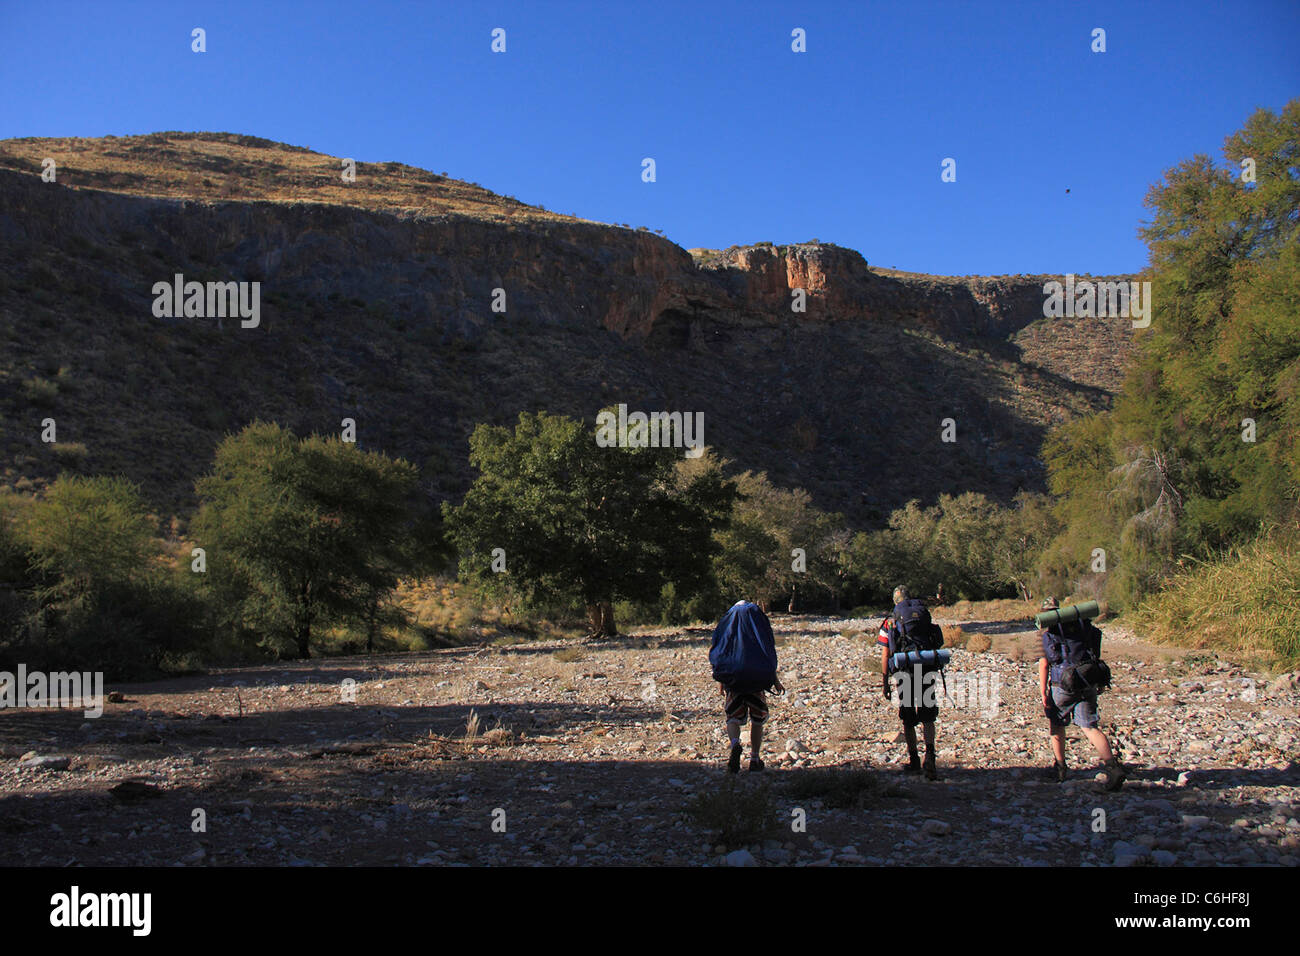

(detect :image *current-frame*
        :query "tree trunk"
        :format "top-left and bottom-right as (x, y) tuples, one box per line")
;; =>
(294, 624), (311, 660)
(788, 584), (797, 614)
(365, 599), (378, 653)
(586, 601), (617, 639)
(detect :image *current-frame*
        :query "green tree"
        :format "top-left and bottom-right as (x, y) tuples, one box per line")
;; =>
(192, 423), (425, 659)
(993, 492), (1059, 601)
(1044, 100), (1300, 607)
(24, 475), (156, 607)
(709, 469), (849, 612)
(444, 411), (736, 638)
(13, 475), (198, 676)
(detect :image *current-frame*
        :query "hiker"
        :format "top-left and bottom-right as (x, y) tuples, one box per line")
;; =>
(878, 585), (946, 780)
(709, 600), (784, 773)
(1038, 597), (1126, 790)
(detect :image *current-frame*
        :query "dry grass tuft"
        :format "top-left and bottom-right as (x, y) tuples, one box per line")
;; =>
(1129, 532), (1300, 671)
(830, 716), (866, 742)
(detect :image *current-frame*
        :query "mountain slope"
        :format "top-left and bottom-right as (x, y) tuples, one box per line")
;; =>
(0, 133), (1137, 524)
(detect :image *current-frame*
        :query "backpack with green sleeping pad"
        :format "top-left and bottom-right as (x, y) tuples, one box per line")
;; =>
(1051, 619), (1111, 696)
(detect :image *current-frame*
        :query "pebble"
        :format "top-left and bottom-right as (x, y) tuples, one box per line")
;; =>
(18, 755), (70, 771)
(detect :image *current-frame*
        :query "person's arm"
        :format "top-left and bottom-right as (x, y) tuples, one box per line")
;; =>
(881, 644), (891, 698)
(1038, 657), (1050, 708)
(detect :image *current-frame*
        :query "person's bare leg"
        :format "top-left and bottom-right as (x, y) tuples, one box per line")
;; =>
(726, 719), (741, 746)
(1082, 727), (1114, 762)
(1050, 727), (1066, 765)
(750, 720), (764, 758)
(903, 723), (919, 758)
(922, 722), (938, 778)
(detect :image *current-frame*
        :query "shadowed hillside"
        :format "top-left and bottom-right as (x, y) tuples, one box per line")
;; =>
(0, 133), (1138, 524)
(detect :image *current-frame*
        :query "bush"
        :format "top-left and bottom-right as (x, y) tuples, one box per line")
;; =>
(5, 476), (209, 677)
(783, 765), (899, 808)
(687, 781), (781, 848)
(22, 377), (58, 404)
(966, 633), (993, 653)
(50, 442), (88, 464)
(942, 624), (969, 648)
(1128, 529), (1300, 670)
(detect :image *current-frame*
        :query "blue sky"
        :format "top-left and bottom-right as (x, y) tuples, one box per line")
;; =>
(2, 0), (1296, 275)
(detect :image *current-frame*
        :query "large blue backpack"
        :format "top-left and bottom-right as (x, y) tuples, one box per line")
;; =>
(709, 602), (778, 693)
(1048, 619), (1110, 695)
(893, 598), (944, 653)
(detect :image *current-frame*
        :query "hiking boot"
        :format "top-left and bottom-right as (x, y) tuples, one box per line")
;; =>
(904, 752), (921, 774)
(749, 757), (765, 773)
(1045, 760), (1067, 783)
(923, 753), (938, 781)
(1102, 758), (1127, 792)
(727, 744), (742, 774)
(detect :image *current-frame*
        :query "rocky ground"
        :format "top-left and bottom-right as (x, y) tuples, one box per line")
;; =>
(1, 613), (1297, 867)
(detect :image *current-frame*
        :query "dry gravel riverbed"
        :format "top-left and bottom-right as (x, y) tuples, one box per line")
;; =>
(1, 615), (1296, 866)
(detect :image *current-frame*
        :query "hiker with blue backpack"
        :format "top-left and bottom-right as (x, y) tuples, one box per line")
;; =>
(1037, 597), (1126, 790)
(877, 586), (949, 780)
(709, 600), (784, 774)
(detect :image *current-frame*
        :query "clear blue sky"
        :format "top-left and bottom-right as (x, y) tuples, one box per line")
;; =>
(2, 0), (1296, 275)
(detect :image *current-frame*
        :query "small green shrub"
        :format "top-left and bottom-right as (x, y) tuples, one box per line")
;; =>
(50, 442), (88, 464)
(23, 377), (59, 404)
(783, 766), (898, 809)
(687, 781), (781, 848)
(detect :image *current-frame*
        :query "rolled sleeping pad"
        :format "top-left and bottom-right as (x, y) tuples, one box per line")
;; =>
(890, 648), (952, 672)
(1034, 600), (1100, 630)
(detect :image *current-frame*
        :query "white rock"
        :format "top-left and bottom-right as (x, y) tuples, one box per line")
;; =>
(18, 755), (70, 771)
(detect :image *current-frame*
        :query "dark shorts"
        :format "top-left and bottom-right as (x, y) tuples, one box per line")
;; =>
(724, 690), (768, 724)
(898, 704), (939, 728)
(1047, 685), (1099, 730)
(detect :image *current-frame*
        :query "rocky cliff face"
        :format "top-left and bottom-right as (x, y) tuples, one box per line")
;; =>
(0, 134), (1136, 523)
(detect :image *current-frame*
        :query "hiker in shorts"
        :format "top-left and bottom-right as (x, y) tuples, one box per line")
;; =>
(878, 585), (940, 780)
(711, 600), (784, 774)
(1038, 597), (1126, 790)
(721, 677), (783, 773)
